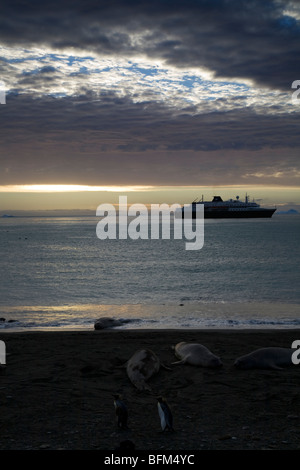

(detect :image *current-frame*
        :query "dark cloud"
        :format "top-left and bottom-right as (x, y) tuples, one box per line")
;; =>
(39, 66), (56, 73)
(1, 0), (299, 190)
(0, 0), (299, 90)
(0, 92), (299, 186)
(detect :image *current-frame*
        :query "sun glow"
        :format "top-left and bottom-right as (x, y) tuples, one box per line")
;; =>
(0, 184), (154, 193)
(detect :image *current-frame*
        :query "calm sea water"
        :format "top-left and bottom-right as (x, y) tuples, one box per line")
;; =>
(0, 215), (299, 330)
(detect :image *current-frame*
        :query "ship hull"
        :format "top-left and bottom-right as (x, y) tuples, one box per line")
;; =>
(204, 209), (276, 219)
(182, 208), (276, 219)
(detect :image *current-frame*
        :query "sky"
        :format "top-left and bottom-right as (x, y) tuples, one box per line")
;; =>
(0, 0), (300, 212)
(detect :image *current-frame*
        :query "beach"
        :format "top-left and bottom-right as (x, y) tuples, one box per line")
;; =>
(0, 328), (299, 451)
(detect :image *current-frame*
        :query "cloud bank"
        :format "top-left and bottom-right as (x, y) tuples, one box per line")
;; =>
(1, 0), (300, 91)
(0, 0), (299, 189)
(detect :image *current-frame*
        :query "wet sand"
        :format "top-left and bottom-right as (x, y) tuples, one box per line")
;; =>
(0, 329), (299, 450)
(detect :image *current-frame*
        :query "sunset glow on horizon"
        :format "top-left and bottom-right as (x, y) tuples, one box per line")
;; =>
(1, 184), (300, 213)
(0, 184), (155, 193)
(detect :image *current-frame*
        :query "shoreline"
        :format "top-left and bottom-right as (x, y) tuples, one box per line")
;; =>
(0, 328), (300, 450)
(1, 326), (300, 334)
(0, 301), (299, 331)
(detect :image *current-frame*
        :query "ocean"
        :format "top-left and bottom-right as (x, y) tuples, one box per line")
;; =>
(0, 214), (299, 330)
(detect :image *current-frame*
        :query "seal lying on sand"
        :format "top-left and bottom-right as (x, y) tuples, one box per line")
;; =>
(172, 342), (222, 368)
(126, 349), (163, 391)
(234, 347), (294, 370)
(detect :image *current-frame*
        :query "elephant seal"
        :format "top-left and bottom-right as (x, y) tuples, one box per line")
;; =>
(234, 347), (294, 370)
(172, 342), (222, 368)
(126, 349), (161, 391)
(94, 317), (132, 330)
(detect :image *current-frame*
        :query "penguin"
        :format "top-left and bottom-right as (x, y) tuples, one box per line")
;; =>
(157, 396), (174, 432)
(113, 394), (128, 429)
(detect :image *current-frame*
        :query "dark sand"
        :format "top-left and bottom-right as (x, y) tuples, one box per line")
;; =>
(0, 329), (299, 450)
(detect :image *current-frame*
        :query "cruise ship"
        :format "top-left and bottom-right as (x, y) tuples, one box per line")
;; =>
(182, 195), (276, 218)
